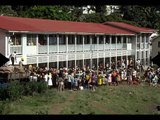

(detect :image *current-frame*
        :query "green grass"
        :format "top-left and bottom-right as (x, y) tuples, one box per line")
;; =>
(61, 85), (160, 114)
(7, 89), (71, 114)
(1, 84), (160, 114)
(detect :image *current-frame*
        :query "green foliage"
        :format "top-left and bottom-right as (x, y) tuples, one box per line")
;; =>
(6, 81), (24, 101)
(0, 81), (48, 101)
(0, 101), (11, 114)
(0, 5), (17, 16)
(0, 81), (23, 101)
(23, 81), (47, 96)
(119, 5), (160, 29)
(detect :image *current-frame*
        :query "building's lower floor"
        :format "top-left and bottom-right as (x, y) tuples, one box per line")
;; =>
(26, 56), (150, 69)
(8, 50), (150, 69)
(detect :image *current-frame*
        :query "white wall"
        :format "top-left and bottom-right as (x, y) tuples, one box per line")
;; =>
(25, 46), (37, 55)
(152, 37), (160, 58)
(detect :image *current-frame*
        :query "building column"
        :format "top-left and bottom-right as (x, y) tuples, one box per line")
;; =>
(144, 35), (146, 66)
(126, 36), (128, 68)
(134, 35), (138, 65)
(82, 35), (85, 67)
(109, 36), (112, 69)
(121, 36), (123, 62)
(21, 34), (27, 65)
(75, 35), (77, 69)
(66, 35), (68, 68)
(47, 35), (49, 68)
(97, 35), (99, 71)
(147, 35), (150, 66)
(5, 36), (9, 57)
(36, 35), (39, 67)
(57, 34), (59, 69)
(115, 36), (117, 69)
(90, 35), (93, 69)
(139, 35), (142, 64)
(103, 35), (106, 68)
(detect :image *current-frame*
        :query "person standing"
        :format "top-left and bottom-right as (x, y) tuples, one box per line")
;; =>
(9, 51), (17, 66)
(48, 72), (53, 88)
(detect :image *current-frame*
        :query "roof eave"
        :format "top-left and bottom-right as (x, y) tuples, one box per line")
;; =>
(8, 31), (134, 36)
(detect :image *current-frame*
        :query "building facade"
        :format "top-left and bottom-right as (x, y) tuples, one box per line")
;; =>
(151, 36), (160, 59)
(0, 16), (155, 69)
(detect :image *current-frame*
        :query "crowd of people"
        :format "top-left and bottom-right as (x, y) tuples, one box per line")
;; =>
(27, 59), (160, 92)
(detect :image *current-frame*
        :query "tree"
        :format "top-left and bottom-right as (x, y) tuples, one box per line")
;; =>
(0, 6), (17, 16)
(119, 5), (160, 29)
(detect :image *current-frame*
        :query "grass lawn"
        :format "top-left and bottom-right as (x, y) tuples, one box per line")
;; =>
(1, 84), (160, 114)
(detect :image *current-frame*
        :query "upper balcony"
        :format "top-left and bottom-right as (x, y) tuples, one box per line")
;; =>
(38, 43), (132, 54)
(9, 43), (132, 56)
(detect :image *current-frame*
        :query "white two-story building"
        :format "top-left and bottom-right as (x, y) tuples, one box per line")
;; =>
(0, 16), (155, 69)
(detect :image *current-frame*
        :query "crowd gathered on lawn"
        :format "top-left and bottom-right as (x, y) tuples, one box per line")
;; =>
(26, 59), (160, 92)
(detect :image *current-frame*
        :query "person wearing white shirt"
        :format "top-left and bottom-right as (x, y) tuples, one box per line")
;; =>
(9, 51), (17, 65)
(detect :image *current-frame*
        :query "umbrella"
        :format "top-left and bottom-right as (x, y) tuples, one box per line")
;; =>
(151, 54), (160, 67)
(0, 53), (9, 67)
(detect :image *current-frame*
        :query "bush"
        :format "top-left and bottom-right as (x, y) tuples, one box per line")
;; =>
(0, 101), (11, 114)
(23, 81), (47, 96)
(6, 81), (24, 101)
(0, 83), (8, 100)
(37, 81), (47, 94)
(0, 81), (24, 101)
(0, 80), (48, 101)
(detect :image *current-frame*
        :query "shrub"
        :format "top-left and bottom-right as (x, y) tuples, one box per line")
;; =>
(0, 81), (24, 101)
(23, 81), (38, 96)
(0, 80), (48, 101)
(37, 81), (47, 94)
(6, 81), (24, 101)
(0, 101), (11, 114)
(23, 81), (47, 96)
(0, 83), (8, 100)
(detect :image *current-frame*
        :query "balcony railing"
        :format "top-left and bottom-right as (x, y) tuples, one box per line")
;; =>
(26, 49), (134, 65)
(38, 43), (131, 54)
(10, 45), (22, 55)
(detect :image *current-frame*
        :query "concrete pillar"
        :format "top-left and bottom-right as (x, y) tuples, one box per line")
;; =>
(57, 34), (59, 69)
(144, 35), (146, 66)
(103, 35), (106, 68)
(47, 35), (49, 68)
(97, 35), (99, 71)
(82, 35), (85, 67)
(75, 35), (77, 69)
(90, 35), (92, 69)
(126, 36), (128, 68)
(121, 36), (123, 62)
(5, 36), (8, 57)
(139, 35), (142, 63)
(21, 34), (27, 65)
(135, 35), (137, 63)
(115, 36), (117, 69)
(66, 35), (68, 68)
(109, 36), (112, 69)
(36, 35), (39, 67)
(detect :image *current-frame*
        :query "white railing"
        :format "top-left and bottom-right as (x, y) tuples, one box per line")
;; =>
(26, 49), (134, 65)
(76, 45), (83, 52)
(36, 43), (131, 54)
(49, 45), (57, 53)
(38, 45), (47, 54)
(68, 45), (75, 52)
(10, 45), (22, 54)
